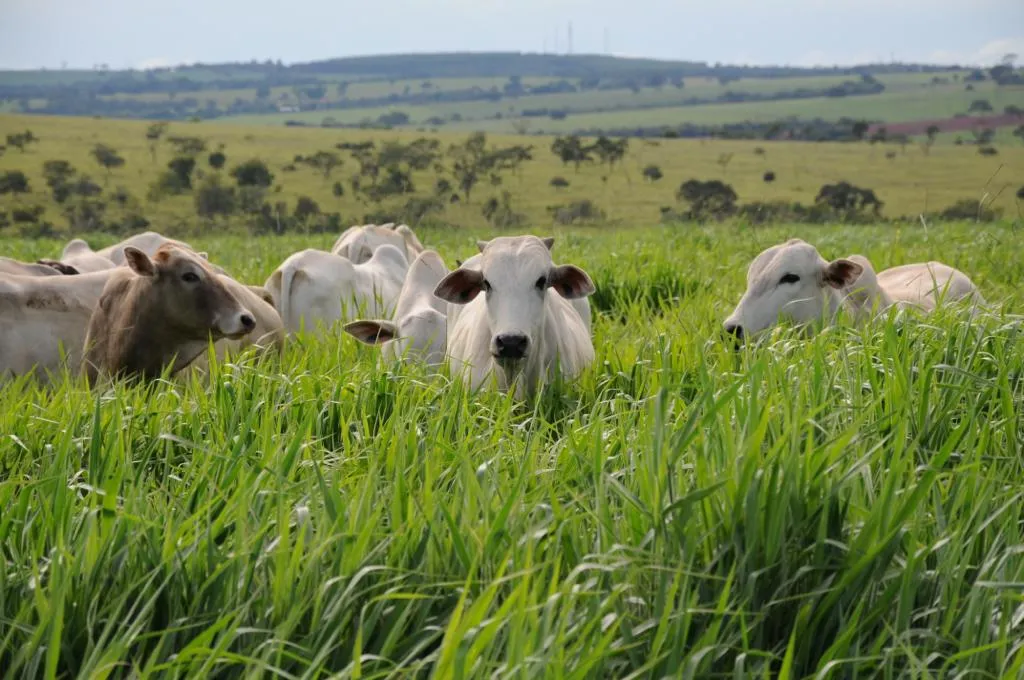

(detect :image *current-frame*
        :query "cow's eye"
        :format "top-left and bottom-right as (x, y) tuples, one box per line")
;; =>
(182, 272), (200, 283)
(535, 275), (547, 291)
(779, 273), (800, 285)
(481, 279), (491, 293)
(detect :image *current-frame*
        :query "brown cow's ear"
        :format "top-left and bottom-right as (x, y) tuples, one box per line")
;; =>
(434, 268), (485, 304)
(547, 264), (595, 299)
(343, 320), (397, 345)
(124, 247), (156, 277)
(541, 237), (555, 250)
(823, 258), (863, 289)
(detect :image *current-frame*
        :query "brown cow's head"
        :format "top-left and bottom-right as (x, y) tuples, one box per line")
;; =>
(124, 245), (255, 340)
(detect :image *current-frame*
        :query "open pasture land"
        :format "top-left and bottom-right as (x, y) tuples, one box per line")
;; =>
(1, 222), (1023, 677)
(1, 114), (1023, 232)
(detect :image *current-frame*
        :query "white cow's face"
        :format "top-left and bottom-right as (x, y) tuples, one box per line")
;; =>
(724, 239), (862, 341)
(435, 235), (595, 369)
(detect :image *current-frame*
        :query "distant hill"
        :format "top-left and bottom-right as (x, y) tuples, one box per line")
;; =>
(3, 51), (1014, 139)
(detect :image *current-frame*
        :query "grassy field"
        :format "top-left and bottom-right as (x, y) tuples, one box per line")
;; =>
(217, 76), (1023, 132)
(1, 221), (1022, 677)
(1, 114), (1022, 236)
(448, 84), (1024, 135)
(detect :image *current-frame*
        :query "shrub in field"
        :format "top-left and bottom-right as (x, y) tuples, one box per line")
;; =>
(293, 196), (321, 222)
(736, 200), (827, 224)
(11, 205), (44, 223)
(675, 179), (738, 221)
(550, 176), (570, 189)
(762, 171), (776, 183)
(231, 159), (274, 188)
(167, 135), (206, 156)
(91, 143), (125, 182)
(300, 150), (343, 180)
(0, 170), (30, 194)
(168, 156), (197, 188)
(194, 174), (237, 219)
(814, 181), (883, 220)
(548, 198), (606, 225)
(936, 199), (1002, 222)
(978, 146), (998, 156)
(642, 165), (663, 182)
(208, 151), (227, 169)
(1017, 186), (1024, 200)
(5, 130), (38, 153)
(400, 196), (445, 223)
(482, 191), (526, 228)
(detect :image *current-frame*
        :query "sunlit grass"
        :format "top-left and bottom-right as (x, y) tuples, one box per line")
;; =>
(0, 223), (1023, 677)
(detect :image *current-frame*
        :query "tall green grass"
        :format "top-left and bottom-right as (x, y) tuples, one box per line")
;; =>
(1, 223), (1022, 678)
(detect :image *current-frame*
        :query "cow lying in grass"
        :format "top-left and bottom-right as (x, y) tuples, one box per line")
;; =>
(724, 238), (985, 341)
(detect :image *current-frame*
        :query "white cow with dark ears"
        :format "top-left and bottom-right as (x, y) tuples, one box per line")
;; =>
(724, 239), (985, 341)
(433, 235), (596, 398)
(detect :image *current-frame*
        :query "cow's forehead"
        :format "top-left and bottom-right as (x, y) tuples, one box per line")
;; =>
(748, 241), (822, 283)
(155, 245), (210, 272)
(482, 236), (552, 275)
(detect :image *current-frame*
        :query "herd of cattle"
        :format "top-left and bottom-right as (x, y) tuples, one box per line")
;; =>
(0, 224), (987, 396)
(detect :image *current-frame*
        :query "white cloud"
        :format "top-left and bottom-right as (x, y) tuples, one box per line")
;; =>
(928, 37), (1024, 66)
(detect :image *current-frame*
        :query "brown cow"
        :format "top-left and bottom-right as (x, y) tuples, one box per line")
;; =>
(83, 245), (255, 383)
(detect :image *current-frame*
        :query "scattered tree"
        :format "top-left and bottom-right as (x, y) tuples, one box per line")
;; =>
(208, 151), (227, 169)
(167, 135), (206, 156)
(551, 135), (593, 173)
(0, 171), (30, 194)
(90, 144), (125, 183)
(300, 150), (343, 180)
(1014, 126), (1024, 145)
(851, 120), (870, 141)
(550, 176), (570, 189)
(642, 165), (663, 182)
(675, 179), (738, 220)
(293, 196), (321, 222)
(978, 146), (998, 156)
(6, 130), (38, 153)
(968, 99), (994, 113)
(814, 181), (883, 218)
(763, 171), (776, 183)
(194, 174), (237, 218)
(231, 159), (274, 188)
(145, 122), (168, 162)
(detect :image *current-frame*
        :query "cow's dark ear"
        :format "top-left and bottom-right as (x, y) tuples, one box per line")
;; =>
(547, 264), (595, 299)
(541, 237), (555, 250)
(434, 268), (485, 305)
(823, 258), (863, 289)
(124, 247), (156, 277)
(343, 320), (397, 345)
(37, 259), (80, 275)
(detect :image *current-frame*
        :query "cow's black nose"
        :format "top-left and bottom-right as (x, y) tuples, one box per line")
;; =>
(724, 323), (743, 339)
(494, 333), (529, 359)
(240, 314), (256, 331)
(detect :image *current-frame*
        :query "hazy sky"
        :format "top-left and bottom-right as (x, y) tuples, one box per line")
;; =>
(1, 0), (1022, 71)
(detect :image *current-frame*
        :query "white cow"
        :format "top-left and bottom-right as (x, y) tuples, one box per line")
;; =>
(50, 239), (118, 273)
(0, 270), (117, 381)
(343, 249), (449, 367)
(454, 240), (593, 334)
(97, 231), (195, 265)
(724, 239), (985, 340)
(331, 223), (425, 264)
(842, 255), (985, 321)
(265, 244), (409, 335)
(0, 256), (75, 277)
(433, 235), (596, 398)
